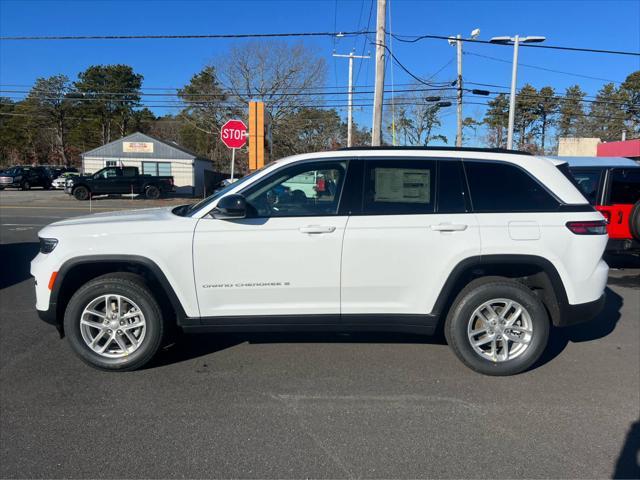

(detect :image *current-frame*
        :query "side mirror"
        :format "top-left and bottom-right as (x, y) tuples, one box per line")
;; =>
(212, 194), (247, 219)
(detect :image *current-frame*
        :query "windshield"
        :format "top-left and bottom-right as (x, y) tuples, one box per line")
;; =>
(4, 167), (24, 175)
(183, 167), (269, 216)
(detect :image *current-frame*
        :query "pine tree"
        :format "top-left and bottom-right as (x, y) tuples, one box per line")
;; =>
(483, 94), (509, 148)
(586, 83), (626, 142)
(558, 85), (586, 138)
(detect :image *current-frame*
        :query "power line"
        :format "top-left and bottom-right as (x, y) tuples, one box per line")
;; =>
(0, 30), (374, 41)
(2, 29), (637, 57)
(0, 81), (425, 92)
(371, 41), (454, 87)
(464, 81), (634, 105)
(465, 52), (625, 84)
(1, 104), (630, 122)
(390, 33), (640, 56)
(354, 0), (375, 86)
(0, 86), (455, 99)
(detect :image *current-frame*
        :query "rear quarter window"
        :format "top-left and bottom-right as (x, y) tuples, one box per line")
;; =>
(464, 161), (560, 212)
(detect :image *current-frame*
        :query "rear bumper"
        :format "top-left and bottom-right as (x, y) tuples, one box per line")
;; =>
(559, 293), (606, 327)
(606, 238), (640, 254)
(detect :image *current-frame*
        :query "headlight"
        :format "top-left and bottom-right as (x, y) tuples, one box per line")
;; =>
(39, 238), (58, 254)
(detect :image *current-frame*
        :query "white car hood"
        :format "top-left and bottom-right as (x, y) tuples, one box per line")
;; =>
(51, 206), (175, 227)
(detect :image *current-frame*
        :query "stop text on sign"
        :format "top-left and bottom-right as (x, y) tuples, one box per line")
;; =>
(220, 119), (248, 149)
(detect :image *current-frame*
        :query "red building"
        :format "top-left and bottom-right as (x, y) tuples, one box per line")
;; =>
(596, 139), (640, 160)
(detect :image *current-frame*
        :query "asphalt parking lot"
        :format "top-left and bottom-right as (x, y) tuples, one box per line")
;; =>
(1, 189), (639, 479)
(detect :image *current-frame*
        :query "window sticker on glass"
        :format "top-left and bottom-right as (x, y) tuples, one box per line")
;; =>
(374, 168), (431, 203)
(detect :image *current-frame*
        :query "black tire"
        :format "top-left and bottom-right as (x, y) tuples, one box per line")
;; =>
(43, 182), (51, 190)
(21, 181), (30, 191)
(73, 186), (89, 201)
(630, 202), (640, 241)
(145, 185), (161, 200)
(63, 274), (165, 371)
(444, 278), (550, 376)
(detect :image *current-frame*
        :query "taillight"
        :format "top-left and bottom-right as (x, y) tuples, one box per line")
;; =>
(566, 220), (608, 235)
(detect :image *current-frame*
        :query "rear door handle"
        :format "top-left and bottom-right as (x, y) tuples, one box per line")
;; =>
(299, 225), (336, 234)
(430, 223), (468, 232)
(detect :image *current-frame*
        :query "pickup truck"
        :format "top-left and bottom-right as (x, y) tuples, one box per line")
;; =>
(65, 166), (174, 200)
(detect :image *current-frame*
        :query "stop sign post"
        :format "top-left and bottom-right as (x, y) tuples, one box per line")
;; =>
(220, 119), (247, 180)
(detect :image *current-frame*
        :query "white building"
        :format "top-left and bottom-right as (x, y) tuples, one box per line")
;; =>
(81, 132), (215, 196)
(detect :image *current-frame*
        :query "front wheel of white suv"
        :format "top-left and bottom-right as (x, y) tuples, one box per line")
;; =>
(444, 279), (549, 376)
(64, 274), (165, 371)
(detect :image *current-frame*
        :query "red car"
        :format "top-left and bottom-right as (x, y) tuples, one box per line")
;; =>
(566, 157), (640, 254)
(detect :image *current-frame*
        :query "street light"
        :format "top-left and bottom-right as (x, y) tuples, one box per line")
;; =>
(489, 35), (546, 149)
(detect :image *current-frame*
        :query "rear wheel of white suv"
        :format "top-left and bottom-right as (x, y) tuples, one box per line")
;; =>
(63, 274), (164, 371)
(445, 278), (549, 376)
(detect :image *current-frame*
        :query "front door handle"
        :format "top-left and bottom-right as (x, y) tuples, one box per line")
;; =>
(430, 223), (468, 232)
(299, 225), (336, 234)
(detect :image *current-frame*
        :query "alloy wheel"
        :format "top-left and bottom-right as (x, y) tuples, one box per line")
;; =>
(79, 294), (147, 358)
(467, 298), (533, 362)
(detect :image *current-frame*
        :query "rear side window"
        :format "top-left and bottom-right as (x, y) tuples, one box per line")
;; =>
(437, 160), (468, 213)
(363, 159), (435, 214)
(464, 161), (559, 212)
(610, 169), (640, 205)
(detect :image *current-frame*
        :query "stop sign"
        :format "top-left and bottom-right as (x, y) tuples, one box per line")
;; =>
(220, 119), (247, 149)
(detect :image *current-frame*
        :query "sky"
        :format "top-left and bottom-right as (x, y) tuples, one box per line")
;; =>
(1, 0), (639, 144)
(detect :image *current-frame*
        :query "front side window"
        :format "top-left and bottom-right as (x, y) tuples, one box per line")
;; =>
(464, 161), (559, 212)
(363, 159), (435, 215)
(242, 161), (347, 217)
(609, 169), (640, 205)
(94, 168), (119, 179)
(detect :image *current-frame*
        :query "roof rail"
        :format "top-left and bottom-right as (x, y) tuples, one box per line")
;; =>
(338, 146), (533, 155)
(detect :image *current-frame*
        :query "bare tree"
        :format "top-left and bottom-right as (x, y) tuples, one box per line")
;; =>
(217, 41), (327, 158)
(385, 88), (449, 145)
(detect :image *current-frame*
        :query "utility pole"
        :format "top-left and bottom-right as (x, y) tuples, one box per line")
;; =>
(455, 34), (463, 147)
(449, 29), (479, 148)
(371, 0), (386, 146)
(333, 50), (370, 147)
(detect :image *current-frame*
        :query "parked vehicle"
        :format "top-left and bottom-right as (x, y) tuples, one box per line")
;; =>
(51, 171), (79, 190)
(32, 147), (608, 375)
(44, 166), (79, 181)
(64, 166), (174, 200)
(0, 166), (52, 190)
(565, 157), (640, 254)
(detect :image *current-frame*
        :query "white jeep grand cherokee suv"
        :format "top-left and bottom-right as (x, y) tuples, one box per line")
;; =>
(31, 147), (609, 375)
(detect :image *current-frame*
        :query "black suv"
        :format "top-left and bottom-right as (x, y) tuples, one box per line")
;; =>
(0, 166), (52, 190)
